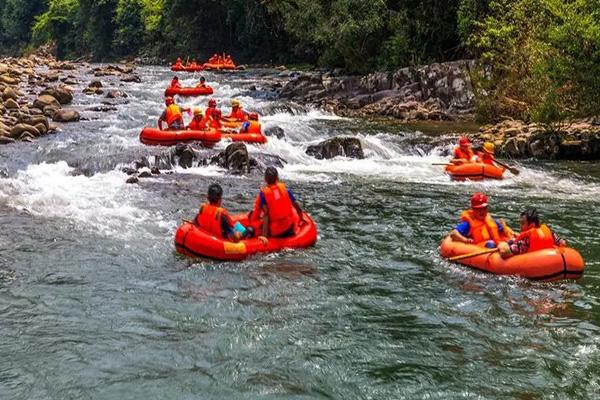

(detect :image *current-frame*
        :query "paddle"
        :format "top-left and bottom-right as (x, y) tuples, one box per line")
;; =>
(183, 219), (196, 225)
(449, 248), (499, 261)
(492, 159), (520, 175)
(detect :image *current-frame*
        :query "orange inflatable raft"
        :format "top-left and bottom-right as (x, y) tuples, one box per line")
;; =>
(445, 163), (505, 180)
(139, 127), (220, 147)
(164, 86), (213, 97)
(203, 63), (236, 71)
(221, 131), (268, 144)
(171, 65), (204, 72)
(439, 236), (584, 281)
(175, 213), (318, 261)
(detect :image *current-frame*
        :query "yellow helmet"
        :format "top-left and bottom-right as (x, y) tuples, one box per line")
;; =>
(193, 107), (203, 116)
(231, 98), (241, 107)
(483, 142), (495, 154)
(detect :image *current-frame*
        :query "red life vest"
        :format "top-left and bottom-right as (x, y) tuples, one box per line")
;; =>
(188, 118), (206, 130)
(515, 224), (555, 252)
(454, 146), (475, 161)
(460, 209), (501, 245)
(242, 121), (262, 134)
(170, 80), (181, 89)
(261, 182), (295, 236)
(165, 104), (182, 126)
(195, 204), (225, 237)
(205, 106), (215, 118)
(478, 152), (495, 165)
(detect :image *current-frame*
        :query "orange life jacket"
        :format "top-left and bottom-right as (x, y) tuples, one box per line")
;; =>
(206, 116), (221, 129)
(454, 146), (475, 161)
(170, 80), (181, 89)
(165, 104), (183, 126)
(515, 224), (555, 252)
(478, 152), (495, 165)
(205, 107), (215, 118)
(261, 182), (295, 236)
(242, 121), (262, 134)
(460, 209), (501, 245)
(228, 107), (247, 121)
(195, 204), (226, 237)
(196, 83), (206, 88)
(188, 118), (206, 131)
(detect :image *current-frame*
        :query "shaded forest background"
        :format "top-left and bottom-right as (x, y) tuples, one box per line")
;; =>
(0, 0), (598, 122)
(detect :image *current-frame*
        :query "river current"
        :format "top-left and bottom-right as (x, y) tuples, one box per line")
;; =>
(0, 67), (599, 399)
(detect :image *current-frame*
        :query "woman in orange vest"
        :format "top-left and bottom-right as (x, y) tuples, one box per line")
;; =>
(225, 99), (248, 122)
(187, 108), (207, 130)
(258, 167), (304, 244)
(158, 97), (188, 130)
(450, 192), (514, 248)
(240, 113), (262, 134)
(194, 183), (252, 241)
(478, 142), (496, 165)
(499, 208), (566, 258)
(451, 137), (478, 164)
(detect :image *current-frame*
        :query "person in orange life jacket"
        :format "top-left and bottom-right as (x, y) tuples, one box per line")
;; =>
(225, 55), (233, 65)
(205, 108), (222, 129)
(257, 167), (304, 245)
(225, 99), (248, 122)
(451, 136), (479, 164)
(478, 142), (496, 166)
(209, 54), (218, 64)
(170, 76), (181, 89)
(194, 183), (253, 242)
(158, 97), (189, 130)
(195, 76), (207, 88)
(498, 208), (566, 258)
(450, 192), (515, 249)
(240, 113), (262, 134)
(205, 98), (217, 119)
(189, 59), (198, 68)
(187, 108), (207, 130)
(174, 57), (183, 67)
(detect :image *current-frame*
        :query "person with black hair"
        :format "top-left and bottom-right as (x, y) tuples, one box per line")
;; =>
(254, 167), (304, 243)
(194, 183), (252, 242)
(499, 208), (566, 258)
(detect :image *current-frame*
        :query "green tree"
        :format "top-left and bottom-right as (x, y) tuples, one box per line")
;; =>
(113, 0), (144, 57)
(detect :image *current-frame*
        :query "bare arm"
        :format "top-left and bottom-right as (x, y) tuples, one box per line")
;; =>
(450, 229), (473, 244)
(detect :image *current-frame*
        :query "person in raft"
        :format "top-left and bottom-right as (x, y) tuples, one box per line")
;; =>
(478, 142), (496, 166)
(450, 192), (514, 249)
(225, 99), (249, 122)
(498, 208), (566, 258)
(205, 108), (222, 129)
(194, 183), (253, 242)
(174, 57), (183, 67)
(196, 76), (207, 88)
(187, 108), (206, 130)
(209, 54), (218, 64)
(451, 136), (479, 164)
(240, 113), (262, 134)
(169, 76), (181, 89)
(253, 167), (304, 244)
(158, 97), (189, 130)
(225, 55), (234, 65)
(205, 98), (217, 119)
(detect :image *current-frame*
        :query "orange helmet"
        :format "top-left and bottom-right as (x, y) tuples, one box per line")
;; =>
(249, 112), (259, 121)
(471, 192), (489, 209)
(208, 99), (217, 107)
(459, 136), (470, 147)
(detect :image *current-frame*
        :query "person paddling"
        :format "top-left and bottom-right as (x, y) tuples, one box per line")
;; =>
(478, 142), (497, 166)
(451, 137), (478, 164)
(158, 97), (189, 130)
(225, 99), (248, 122)
(194, 183), (253, 242)
(499, 208), (566, 258)
(195, 76), (207, 89)
(240, 113), (262, 134)
(450, 192), (514, 249)
(187, 108), (207, 130)
(169, 76), (182, 89)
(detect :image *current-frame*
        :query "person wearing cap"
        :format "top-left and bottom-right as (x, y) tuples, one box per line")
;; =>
(451, 137), (478, 164)
(174, 58), (184, 68)
(169, 76), (182, 89)
(450, 192), (514, 249)
(158, 97), (188, 130)
(205, 108), (222, 129)
(209, 54), (218, 64)
(498, 208), (566, 258)
(188, 108), (207, 130)
(194, 183), (253, 242)
(195, 76), (207, 89)
(205, 98), (218, 119)
(478, 142), (497, 166)
(225, 99), (248, 122)
(240, 113), (262, 134)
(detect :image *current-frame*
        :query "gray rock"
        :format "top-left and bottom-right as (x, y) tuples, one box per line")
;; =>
(52, 109), (80, 123)
(264, 126), (285, 139)
(40, 86), (73, 104)
(4, 99), (19, 109)
(34, 94), (61, 110)
(10, 123), (40, 138)
(126, 176), (139, 184)
(306, 137), (364, 160)
(105, 90), (127, 99)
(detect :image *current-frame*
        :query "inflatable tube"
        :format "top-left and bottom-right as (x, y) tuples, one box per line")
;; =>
(439, 236), (584, 281)
(175, 213), (318, 260)
(139, 127), (220, 147)
(165, 86), (214, 97)
(445, 163), (505, 180)
(221, 132), (267, 144)
(221, 120), (243, 129)
(202, 63), (236, 71)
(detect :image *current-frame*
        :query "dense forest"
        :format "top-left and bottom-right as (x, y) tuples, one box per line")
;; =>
(0, 0), (598, 122)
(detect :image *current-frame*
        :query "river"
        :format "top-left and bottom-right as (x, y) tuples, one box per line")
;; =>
(0, 66), (599, 399)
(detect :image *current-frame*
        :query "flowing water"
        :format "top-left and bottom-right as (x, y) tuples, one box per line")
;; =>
(0, 67), (599, 399)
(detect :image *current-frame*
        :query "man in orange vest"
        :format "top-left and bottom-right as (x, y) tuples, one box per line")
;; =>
(205, 98), (217, 119)
(205, 108), (222, 129)
(158, 97), (188, 130)
(499, 208), (565, 258)
(240, 113), (262, 134)
(450, 192), (514, 249)
(174, 57), (183, 68)
(225, 99), (248, 122)
(170, 76), (181, 89)
(194, 183), (251, 241)
(257, 167), (304, 244)
(187, 108), (206, 130)
(209, 54), (218, 64)
(451, 137), (478, 164)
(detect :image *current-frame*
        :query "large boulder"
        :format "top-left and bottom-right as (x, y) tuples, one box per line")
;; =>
(4, 99), (19, 109)
(9, 123), (40, 138)
(34, 94), (61, 110)
(120, 74), (141, 83)
(172, 143), (198, 168)
(306, 137), (364, 160)
(264, 126), (285, 139)
(52, 109), (80, 123)
(213, 142), (250, 173)
(105, 90), (127, 99)
(40, 86), (73, 104)
(2, 87), (18, 101)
